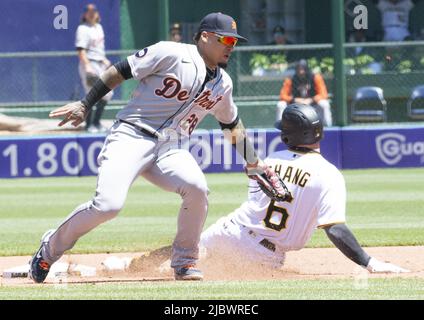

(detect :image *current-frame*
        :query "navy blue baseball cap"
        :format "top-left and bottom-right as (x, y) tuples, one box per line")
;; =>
(198, 12), (247, 41)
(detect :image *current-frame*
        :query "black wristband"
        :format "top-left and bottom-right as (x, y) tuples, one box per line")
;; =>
(219, 115), (239, 130)
(81, 79), (111, 110)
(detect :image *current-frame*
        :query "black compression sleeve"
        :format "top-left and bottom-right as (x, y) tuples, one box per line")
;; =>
(81, 79), (111, 110)
(324, 224), (371, 267)
(114, 59), (133, 80)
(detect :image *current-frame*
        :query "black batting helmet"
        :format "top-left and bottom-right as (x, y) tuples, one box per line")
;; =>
(275, 103), (323, 147)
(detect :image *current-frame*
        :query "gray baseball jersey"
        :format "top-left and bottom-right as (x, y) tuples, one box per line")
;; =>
(117, 41), (238, 134)
(41, 41), (238, 271)
(75, 22), (106, 61)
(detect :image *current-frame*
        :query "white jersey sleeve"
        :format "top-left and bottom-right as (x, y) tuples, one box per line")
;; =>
(126, 42), (178, 81)
(211, 73), (238, 124)
(316, 168), (346, 228)
(75, 25), (90, 49)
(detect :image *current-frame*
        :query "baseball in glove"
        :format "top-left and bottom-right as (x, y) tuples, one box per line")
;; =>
(246, 165), (293, 202)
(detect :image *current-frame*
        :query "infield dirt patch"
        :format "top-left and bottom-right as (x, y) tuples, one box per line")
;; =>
(1, 246), (423, 286)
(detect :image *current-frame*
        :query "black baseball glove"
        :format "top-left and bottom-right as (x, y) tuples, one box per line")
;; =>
(246, 166), (293, 202)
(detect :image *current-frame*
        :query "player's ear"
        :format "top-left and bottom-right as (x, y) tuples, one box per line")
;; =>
(200, 31), (209, 44)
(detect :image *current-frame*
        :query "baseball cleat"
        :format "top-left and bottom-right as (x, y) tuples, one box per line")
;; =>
(29, 229), (54, 283)
(29, 247), (51, 283)
(174, 265), (204, 281)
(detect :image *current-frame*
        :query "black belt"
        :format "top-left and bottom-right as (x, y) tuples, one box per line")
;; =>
(259, 238), (276, 252)
(117, 119), (158, 139)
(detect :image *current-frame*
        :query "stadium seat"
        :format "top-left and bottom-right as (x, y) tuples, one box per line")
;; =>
(351, 86), (387, 122)
(407, 85), (424, 120)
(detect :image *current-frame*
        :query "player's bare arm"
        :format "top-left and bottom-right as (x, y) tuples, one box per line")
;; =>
(221, 118), (258, 166)
(324, 223), (409, 273)
(49, 64), (125, 127)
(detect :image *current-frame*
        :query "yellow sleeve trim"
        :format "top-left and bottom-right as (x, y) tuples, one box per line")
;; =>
(317, 221), (346, 229)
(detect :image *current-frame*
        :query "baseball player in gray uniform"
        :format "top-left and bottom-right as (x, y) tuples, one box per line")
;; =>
(76, 3), (113, 132)
(29, 13), (286, 282)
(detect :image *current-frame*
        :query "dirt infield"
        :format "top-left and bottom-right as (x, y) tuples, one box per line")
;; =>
(1, 246), (423, 286)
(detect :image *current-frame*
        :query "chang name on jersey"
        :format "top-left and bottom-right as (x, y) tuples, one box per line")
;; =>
(231, 149), (347, 251)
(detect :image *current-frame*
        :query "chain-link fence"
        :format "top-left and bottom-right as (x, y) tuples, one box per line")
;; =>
(224, 41), (424, 124)
(1, 41), (424, 127)
(343, 41), (424, 123)
(226, 44), (334, 100)
(0, 50), (133, 102)
(0, 50), (138, 121)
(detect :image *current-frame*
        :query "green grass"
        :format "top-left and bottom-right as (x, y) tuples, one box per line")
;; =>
(0, 168), (423, 299)
(0, 168), (423, 256)
(1, 278), (423, 300)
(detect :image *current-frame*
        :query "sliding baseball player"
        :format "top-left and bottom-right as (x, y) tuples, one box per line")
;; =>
(200, 104), (409, 274)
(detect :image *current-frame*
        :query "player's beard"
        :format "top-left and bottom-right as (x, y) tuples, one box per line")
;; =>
(218, 62), (227, 69)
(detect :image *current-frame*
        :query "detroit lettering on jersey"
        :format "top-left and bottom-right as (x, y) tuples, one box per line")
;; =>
(117, 41), (237, 135)
(154, 78), (223, 106)
(231, 150), (346, 251)
(154, 77), (190, 101)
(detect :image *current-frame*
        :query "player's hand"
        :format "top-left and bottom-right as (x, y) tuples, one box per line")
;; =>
(245, 160), (293, 202)
(49, 101), (88, 127)
(245, 159), (267, 176)
(366, 257), (410, 273)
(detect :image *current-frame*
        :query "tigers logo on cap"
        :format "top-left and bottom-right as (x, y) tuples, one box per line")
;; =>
(231, 20), (237, 30)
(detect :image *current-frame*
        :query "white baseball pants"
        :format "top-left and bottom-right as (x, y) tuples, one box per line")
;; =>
(42, 122), (208, 268)
(200, 214), (286, 270)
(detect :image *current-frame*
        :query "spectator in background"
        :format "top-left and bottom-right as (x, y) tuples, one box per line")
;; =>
(348, 29), (368, 56)
(169, 23), (182, 42)
(75, 3), (113, 133)
(374, 0), (418, 41)
(268, 25), (294, 62)
(276, 60), (332, 126)
(268, 25), (292, 45)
